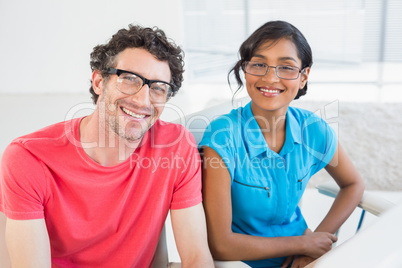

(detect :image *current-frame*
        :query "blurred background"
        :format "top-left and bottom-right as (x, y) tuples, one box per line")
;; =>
(1, 0), (401, 187)
(1, 0), (401, 261)
(1, 0), (401, 144)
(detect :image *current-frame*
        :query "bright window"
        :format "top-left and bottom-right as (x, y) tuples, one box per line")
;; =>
(182, 0), (402, 103)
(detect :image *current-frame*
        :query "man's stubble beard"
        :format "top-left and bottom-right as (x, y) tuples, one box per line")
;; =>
(100, 84), (162, 144)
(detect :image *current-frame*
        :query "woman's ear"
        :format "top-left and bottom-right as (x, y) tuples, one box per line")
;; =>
(92, 70), (104, 95)
(299, 67), (310, 89)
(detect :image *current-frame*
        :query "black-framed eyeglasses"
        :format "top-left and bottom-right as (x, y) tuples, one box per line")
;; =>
(107, 68), (175, 102)
(243, 61), (304, 80)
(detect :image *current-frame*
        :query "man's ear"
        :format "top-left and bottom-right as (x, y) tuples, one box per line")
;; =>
(299, 67), (310, 89)
(92, 70), (104, 95)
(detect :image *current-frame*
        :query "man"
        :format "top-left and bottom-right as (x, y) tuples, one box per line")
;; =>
(0, 24), (213, 267)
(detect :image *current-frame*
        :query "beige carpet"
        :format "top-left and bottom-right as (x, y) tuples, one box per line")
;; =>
(293, 101), (402, 191)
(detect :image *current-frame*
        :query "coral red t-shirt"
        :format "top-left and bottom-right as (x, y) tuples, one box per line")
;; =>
(0, 117), (202, 267)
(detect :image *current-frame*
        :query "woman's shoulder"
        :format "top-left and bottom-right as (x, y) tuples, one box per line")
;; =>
(288, 106), (328, 126)
(288, 106), (335, 138)
(288, 106), (316, 119)
(199, 106), (246, 148)
(208, 106), (245, 130)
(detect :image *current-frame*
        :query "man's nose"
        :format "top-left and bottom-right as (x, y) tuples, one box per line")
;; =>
(132, 84), (151, 106)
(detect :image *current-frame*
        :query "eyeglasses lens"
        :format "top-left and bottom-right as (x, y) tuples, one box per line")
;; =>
(245, 62), (300, 80)
(117, 73), (171, 102)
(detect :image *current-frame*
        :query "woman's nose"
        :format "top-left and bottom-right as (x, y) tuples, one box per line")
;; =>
(262, 66), (280, 82)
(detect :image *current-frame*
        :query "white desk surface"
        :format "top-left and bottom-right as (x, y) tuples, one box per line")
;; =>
(314, 201), (402, 268)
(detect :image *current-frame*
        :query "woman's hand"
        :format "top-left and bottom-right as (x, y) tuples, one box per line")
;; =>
(281, 229), (335, 268)
(281, 255), (316, 268)
(302, 228), (337, 259)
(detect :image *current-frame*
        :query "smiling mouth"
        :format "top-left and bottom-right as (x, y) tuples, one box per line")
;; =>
(258, 87), (283, 94)
(122, 107), (146, 119)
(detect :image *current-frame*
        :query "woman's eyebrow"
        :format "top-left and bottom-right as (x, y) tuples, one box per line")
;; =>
(278, 56), (298, 63)
(251, 55), (298, 63)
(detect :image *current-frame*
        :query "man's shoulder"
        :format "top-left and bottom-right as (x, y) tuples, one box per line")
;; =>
(16, 118), (77, 141)
(7, 118), (80, 159)
(144, 119), (197, 150)
(153, 119), (191, 138)
(155, 119), (187, 130)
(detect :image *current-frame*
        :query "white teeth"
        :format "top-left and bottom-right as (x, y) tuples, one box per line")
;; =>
(122, 107), (146, 119)
(260, 88), (280, 93)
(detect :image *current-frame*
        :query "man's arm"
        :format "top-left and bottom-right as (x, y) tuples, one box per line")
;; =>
(170, 203), (214, 268)
(1, 212), (11, 268)
(5, 217), (51, 268)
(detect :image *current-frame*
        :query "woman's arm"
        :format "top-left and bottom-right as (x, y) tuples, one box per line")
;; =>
(316, 144), (365, 233)
(288, 144), (365, 267)
(202, 146), (337, 261)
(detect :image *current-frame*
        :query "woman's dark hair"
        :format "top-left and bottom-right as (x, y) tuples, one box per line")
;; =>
(89, 24), (184, 104)
(228, 20), (312, 100)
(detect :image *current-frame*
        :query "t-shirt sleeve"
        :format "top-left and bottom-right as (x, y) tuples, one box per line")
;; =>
(198, 115), (236, 180)
(322, 122), (337, 167)
(170, 130), (203, 210)
(0, 142), (46, 220)
(302, 113), (338, 175)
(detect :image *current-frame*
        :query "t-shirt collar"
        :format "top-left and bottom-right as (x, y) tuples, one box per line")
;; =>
(242, 102), (301, 158)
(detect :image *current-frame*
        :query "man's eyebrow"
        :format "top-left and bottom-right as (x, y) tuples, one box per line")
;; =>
(251, 54), (266, 60)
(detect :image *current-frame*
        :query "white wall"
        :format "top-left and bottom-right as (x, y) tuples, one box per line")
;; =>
(0, 0), (189, 154)
(0, 0), (237, 155)
(0, 0), (183, 94)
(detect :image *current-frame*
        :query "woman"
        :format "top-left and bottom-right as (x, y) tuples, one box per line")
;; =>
(199, 20), (364, 268)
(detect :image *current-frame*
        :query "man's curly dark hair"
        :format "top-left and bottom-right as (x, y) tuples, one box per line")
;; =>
(89, 24), (184, 104)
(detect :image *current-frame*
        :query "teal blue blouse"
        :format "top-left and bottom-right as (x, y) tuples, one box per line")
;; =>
(199, 102), (337, 268)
